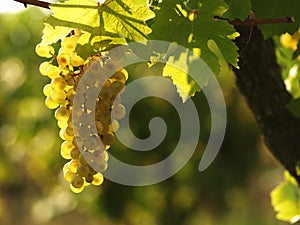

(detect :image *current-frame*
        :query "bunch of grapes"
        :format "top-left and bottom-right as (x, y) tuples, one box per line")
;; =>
(36, 30), (128, 193)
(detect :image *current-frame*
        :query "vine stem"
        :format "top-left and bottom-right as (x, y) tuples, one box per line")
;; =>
(214, 16), (295, 26)
(14, 0), (50, 9)
(13, 0), (296, 26)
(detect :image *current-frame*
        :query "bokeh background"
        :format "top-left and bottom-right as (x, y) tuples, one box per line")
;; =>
(0, 4), (292, 225)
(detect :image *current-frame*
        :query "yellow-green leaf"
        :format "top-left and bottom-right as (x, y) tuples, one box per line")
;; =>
(163, 49), (209, 102)
(48, 0), (155, 41)
(270, 171), (300, 224)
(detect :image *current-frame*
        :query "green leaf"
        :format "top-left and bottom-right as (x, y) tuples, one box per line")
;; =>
(163, 48), (209, 102)
(149, 0), (239, 76)
(40, 23), (73, 46)
(251, 0), (300, 38)
(47, 0), (155, 41)
(224, 0), (251, 20)
(270, 171), (300, 224)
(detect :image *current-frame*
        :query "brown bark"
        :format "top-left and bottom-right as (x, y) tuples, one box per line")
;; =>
(233, 26), (300, 183)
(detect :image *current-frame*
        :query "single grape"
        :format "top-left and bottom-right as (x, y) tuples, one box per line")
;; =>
(110, 70), (127, 82)
(39, 61), (52, 76)
(77, 164), (90, 177)
(100, 86), (113, 99)
(57, 120), (68, 129)
(70, 147), (80, 159)
(47, 65), (61, 79)
(55, 106), (70, 122)
(64, 169), (76, 182)
(50, 90), (67, 104)
(69, 159), (81, 173)
(57, 52), (71, 67)
(61, 140), (75, 159)
(45, 96), (59, 109)
(71, 175), (84, 188)
(111, 104), (126, 120)
(92, 173), (104, 186)
(111, 119), (120, 132)
(43, 83), (52, 96)
(78, 154), (88, 165)
(71, 53), (85, 67)
(85, 173), (94, 183)
(35, 44), (55, 58)
(62, 128), (73, 141)
(61, 35), (79, 52)
(51, 77), (66, 92)
(110, 81), (125, 95)
(65, 125), (74, 136)
(101, 133), (115, 146)
(69, 183), (84, 193)
(60, 148), (72, 160)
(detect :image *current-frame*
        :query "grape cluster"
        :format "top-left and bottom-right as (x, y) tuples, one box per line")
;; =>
(36, 30), (128, 193)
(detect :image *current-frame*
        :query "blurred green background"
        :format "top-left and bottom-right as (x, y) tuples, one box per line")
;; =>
(0, 6), (292, 225)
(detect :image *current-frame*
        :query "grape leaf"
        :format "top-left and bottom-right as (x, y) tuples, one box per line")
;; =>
(251, 0), (300, 38)
(224, 0), (251, 20)
(40, 23), (73, 46)
(270, 171), (300, 224)
(149, 0), (239, 76)
(163, 48), (209, 102)
(47, 0), (155, 42)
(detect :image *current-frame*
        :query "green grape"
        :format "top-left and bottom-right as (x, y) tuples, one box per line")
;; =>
(62, 128), (73, 141)
(43, 83), (52, 96)
(57, 120), (68, 129)
(93, 150), (109, 162)
(65, 125), (74, 136)
(51, 77), (66, 92)
(112, 104), (126, 120)
(39, 61), (52, 76)
(77, 164), (90, 177)
(59, 128), (65, 140)
(64, 169), (76, 182)
(83, 178), (91, 186)
(45, 96), (59, 109)
(57, 52), (71, 67)
(63, 162), (70, 173)
(78, 154), (88, 165)
(110, 81), (125, 95)
(100, 86), (113, 99)
(85, 173), (94, 183)
(61, 140), (75, 159)
(69, 159), (80, 173)
(66, 88), (76, 102)
(70, 147), (80, 159)
(36, 43), (130, 191)
(70, 53), (85, 67)
(71, 175), (84, 188)
(50, 90), (67, 104)
(111, 119), (120, 132)
(101, 133), (115, 146)
(96, 120), (105, 134)
(70, 183), (84, 193)
(92, 173), (104, 186)
(61, 35), (79, 52)
(55, 106), (70, 122)
(96, 99), (111, 112)
(110, 69), (127, 82)
(47, 65), (61, 79)
(35, 44), (55, 58)
(60, 148), (72, 160)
